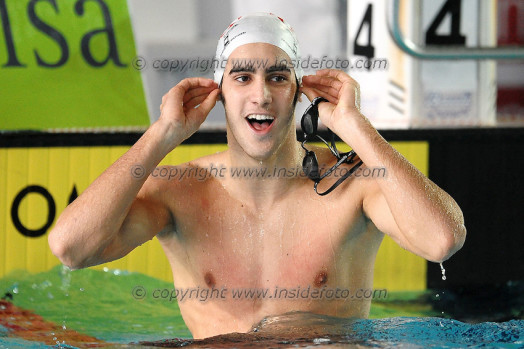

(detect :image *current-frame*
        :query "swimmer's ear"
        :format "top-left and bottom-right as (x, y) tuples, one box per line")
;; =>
(218, 91), (225, 105)
(297, 87), (303, 103)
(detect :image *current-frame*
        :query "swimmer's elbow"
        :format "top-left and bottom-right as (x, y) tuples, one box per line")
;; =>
(429, 223), (467, 263)
(48, 227), (87, 270)
(48, 235), (73, 269)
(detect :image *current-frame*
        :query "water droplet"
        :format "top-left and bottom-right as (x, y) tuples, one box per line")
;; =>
(436, 294), (439, 297)
(440, 262), (447, 281)
(59, 265), (72, 292)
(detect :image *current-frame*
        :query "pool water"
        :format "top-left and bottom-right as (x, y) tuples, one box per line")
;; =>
(1, 266), (523, 348)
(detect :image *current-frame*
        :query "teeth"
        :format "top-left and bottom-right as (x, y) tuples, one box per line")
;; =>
(247, 114), (274, 121)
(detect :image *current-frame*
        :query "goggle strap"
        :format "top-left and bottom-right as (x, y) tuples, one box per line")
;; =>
(318, 152), (351, 180)
(328, 128), (341, 158)
(315, 160), (364, 196)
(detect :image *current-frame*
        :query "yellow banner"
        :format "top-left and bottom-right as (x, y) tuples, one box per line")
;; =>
(0, 142), (428, 291)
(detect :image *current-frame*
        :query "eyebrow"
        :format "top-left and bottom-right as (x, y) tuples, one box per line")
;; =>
(266, 64), (291, 74)
(228, 65), (255, 75)
(228, 63), (291, 75)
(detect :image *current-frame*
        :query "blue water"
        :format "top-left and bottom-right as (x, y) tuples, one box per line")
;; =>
(351, 317), (524, 348)
(1, 267), (523, 348)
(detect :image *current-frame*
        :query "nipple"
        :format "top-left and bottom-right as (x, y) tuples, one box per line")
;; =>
(314, 271), (328, 287)
(204, 272), (216, 288)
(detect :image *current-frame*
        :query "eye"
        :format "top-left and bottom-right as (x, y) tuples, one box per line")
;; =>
(234, 75), (250, 83)
(270, 75), (287, 82)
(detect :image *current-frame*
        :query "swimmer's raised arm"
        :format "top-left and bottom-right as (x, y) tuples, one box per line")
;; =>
(48, 78), (219, 269)
(301, 69), (466, 263)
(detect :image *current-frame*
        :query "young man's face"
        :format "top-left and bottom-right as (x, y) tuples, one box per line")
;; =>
(221, 43), (299, 161)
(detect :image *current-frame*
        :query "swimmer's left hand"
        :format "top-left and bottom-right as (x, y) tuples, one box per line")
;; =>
(300, 69), (362, 132)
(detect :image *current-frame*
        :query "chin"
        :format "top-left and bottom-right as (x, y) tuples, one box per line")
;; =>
(245, 144), (278, 162)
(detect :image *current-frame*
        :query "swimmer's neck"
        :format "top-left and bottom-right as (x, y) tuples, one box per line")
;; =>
(223, 136), (303, 209)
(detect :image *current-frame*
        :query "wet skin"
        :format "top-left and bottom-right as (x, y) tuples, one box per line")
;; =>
(152, 148), (383, 338)
(48, 43), (465, 340)
(141, 44), (383, 338)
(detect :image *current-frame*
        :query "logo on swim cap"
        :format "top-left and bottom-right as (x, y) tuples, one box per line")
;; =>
(214, 13), (302, 85)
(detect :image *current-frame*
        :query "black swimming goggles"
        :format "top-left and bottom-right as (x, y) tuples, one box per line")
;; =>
(300, 97), (363, 196)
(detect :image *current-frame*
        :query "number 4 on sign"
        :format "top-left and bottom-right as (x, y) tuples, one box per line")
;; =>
(425, 0), (466, 45)
(353, 3), (375, 67)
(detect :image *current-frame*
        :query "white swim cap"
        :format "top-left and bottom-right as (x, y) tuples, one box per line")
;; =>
(214, 13), (303, 86)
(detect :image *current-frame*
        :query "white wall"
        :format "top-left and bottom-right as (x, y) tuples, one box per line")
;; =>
(127, 0), (344, 128)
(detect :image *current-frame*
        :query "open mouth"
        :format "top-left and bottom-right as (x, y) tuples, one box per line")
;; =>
(246, 114), (275, 132)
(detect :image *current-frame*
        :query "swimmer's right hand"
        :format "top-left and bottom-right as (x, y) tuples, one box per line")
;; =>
(158, 78), (220, 144)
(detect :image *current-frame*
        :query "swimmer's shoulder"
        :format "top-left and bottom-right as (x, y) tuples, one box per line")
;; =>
(140, 150), (228, 200)
(136, 152), (227, 222)
(145, 150), (227, 182)
(186, 149), (228, 168)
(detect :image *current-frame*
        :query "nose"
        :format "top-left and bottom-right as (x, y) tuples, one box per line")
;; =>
(250, 78), (272, 107)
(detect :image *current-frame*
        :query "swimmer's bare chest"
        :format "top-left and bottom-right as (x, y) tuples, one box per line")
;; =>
(153, 175), (383, 336)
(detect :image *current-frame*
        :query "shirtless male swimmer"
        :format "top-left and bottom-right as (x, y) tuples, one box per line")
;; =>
(48, 13), (466, 339)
